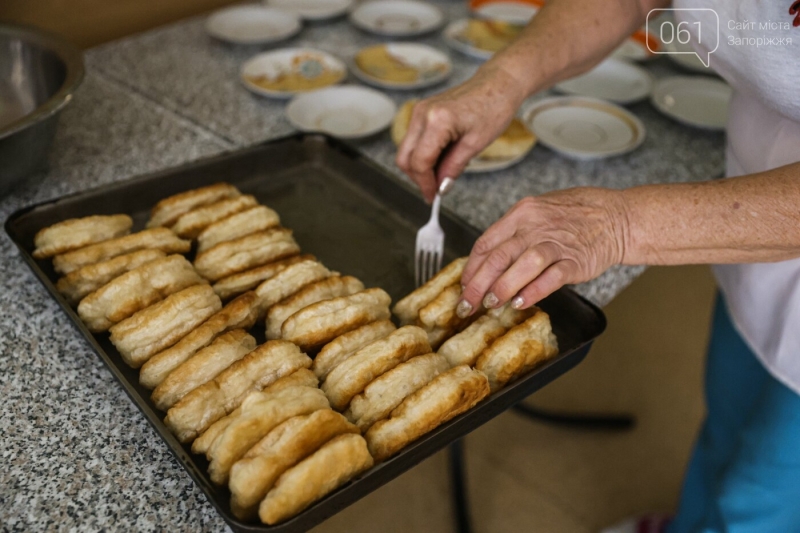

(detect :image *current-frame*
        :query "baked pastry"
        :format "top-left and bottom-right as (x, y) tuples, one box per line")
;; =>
(229, 409), (359, 520)
(206, 385), (330, 485)
(152, 329), (256, 411)
(266, 275), (365, 339)
(354, 44), (447, 84)
(147, 182), (241, 228)
(281, 288), (392, 352)
(212, 254), (313, 301)
(393, 257), (467, 325)
(109, 284), (221, 368)
(52, 228), (191, 274)
(365, 365), (490, 461)
(77, 255), (203, 332)
(194, 228), (300, 282)
(190, 369), (318, 455)
(312, 320), (397, 382)
(33, 214), (132, 259)
(254, 259), (333, 316)
(258, 433), (374, 525)
(322, 325), (432, 411)
(461, 19), (522, 53)
(56, 249), (166, 305)
(392, 101), (535, 162)
(165, 342), (312, 443)
(139, 291), (260, 389)
(475, 309), (559, 392)
(171, 194), (258, 239)
(345, 352), (449, 432)
(197, 205), (281, 253)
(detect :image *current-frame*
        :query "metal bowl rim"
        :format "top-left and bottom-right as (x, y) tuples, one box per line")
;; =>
(0, 23), (85, 140)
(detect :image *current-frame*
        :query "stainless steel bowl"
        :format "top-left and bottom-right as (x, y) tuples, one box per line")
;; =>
(0, 24), (84, 195)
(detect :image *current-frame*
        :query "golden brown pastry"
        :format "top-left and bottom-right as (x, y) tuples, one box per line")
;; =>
(33, 214), (133, 259)
(281, 288), (392, 352)
(147, 182), (241, 228)
(312, 320), (397, 382)
(52, 228), (191, 275)
(254, 259), (333, 316)
(165, 341), (312, 443)
(258, 433), (374, 525)
(393, 257), (467, 325)
(474, 309), (559, 392)
(197, 205), (281, 253)
(77, 255), (203, 332)
(417, 283), (464, 330)
(109, 284), (221, 368)
(229, 409), (359, 520)
(170, 194), (258, 239)
(190, 369), (319, 456)
(438, 314), (507, 368)
(355, 44), (447, 84)
(365, 365), (490, 462)
(212, 254), (313, 301)
(345, 352), (449, 432)
(207, 385), (330, 485)
(194, 228), (300, 282)
(56, 249), (166, 305)
(323, 325), (432, 411)
(266, 275), (365, 340)
(151, 329), (256, 411)
(139, 291), (259, 389)
(461, 19), (522, 53)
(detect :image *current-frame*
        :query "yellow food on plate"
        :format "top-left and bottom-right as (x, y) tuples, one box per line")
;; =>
(355, 45), (447, 84)
(33, 214), (133, 259)
(365, 365), (490, 462)
(461, 19), (523, 53)
(392, 101), (535, 162)
(246, 54), (344, 93)
(229, 409), (359, 520)
(258, 433), (374, 525)
(475, 308), (559, 392)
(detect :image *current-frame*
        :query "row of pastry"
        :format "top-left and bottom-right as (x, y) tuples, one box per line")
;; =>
(31, 182), (559, 526)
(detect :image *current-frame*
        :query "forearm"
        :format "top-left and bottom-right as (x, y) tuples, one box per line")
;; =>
(620, 162), (800, 265)
(481, 0), (668, 103)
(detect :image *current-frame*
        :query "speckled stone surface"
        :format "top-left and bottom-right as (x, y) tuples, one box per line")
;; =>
(1, 4), (725, 531)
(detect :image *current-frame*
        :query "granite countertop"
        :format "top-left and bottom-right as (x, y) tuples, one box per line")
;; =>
(0, 2), (725, 531)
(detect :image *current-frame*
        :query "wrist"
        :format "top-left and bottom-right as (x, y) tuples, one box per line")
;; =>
(478, 55), (537, 109)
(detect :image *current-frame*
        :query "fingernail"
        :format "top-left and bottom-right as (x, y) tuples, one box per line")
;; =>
(483, 292), (499, 309)
(511, 296), (525, 310)
(456, 299), (473, 319)
(461, 284), (466, 293)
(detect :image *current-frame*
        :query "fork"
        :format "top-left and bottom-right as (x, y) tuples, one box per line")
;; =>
(415, 177), (455, 287)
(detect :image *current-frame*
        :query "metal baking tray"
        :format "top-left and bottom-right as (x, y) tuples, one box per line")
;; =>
(5, 134), (606, 533)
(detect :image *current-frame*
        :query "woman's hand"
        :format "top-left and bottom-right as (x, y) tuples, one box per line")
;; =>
(396, 63), (529, 203)
(457, 187), (630, 317)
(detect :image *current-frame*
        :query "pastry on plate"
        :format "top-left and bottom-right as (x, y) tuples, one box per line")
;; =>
(258, 433), (373, 525)
(147, 182), (241, 228)
(77, 255), (203, 332)
(109, 284), (221, 368)
(33, 214), (133, 259)
(52, 228), (191, 275)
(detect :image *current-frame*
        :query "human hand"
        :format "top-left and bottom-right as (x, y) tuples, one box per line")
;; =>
(456, 187), (630, 317)
(396, 63), (529, 203)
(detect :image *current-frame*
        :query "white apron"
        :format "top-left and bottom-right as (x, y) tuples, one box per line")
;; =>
(674, 1), (800, 394)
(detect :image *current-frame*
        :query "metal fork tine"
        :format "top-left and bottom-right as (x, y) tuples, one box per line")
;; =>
(435, 248), (443, 274)
(415, 247), (422, 288)
(414, 178), (454, 288)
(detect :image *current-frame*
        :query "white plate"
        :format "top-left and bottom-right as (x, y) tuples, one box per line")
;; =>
(206, 6), (301, 45)
(286, 85), (397, 139)
(663, 40), (713, 73)
(350, 0), (444, 37)
(651, 76), (731, 130)
(611, 31), (660, 62)
(264, 0), (353, 21)
(555, 58), (653, 105)
(524, 97), (646, 160)
(442, 19), (494, 61)
(351, 43), (452, 90)
(241, 48), (347, 99)
(474, 2), (537, 24)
